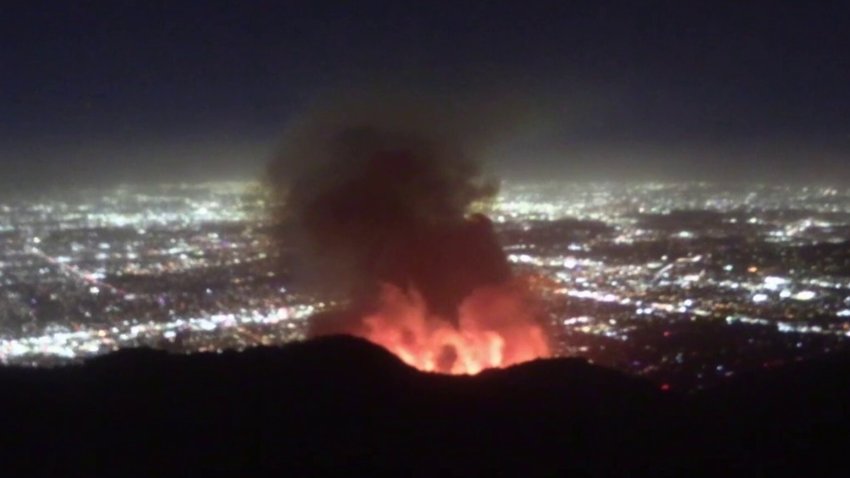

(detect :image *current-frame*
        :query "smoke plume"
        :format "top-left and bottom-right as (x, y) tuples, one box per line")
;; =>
(269, 94), (549, 373)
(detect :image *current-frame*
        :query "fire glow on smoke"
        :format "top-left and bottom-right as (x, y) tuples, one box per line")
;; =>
(356, 282), (550, 374)
(270, 96), (553, 375)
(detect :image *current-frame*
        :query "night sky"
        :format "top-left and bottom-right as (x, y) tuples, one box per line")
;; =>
(2, 0), (849, 189)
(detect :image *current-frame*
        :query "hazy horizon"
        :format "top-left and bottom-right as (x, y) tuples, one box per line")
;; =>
(3, 1), (848, 190)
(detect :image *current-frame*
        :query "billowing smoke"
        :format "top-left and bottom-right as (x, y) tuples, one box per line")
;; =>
(269, 95), (549, 373)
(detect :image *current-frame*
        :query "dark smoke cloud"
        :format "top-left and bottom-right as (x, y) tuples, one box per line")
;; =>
(268, 93), (518, 332)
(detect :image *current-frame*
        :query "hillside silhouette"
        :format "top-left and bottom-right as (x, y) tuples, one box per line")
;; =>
(1, 336), (848, 477)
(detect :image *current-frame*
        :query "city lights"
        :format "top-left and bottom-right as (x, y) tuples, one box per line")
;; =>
(3, 180), (850, 389)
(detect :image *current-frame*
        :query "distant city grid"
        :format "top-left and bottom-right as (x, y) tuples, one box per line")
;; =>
(2, 181), (850, 391)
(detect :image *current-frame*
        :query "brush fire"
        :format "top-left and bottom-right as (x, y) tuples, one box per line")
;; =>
(270, 101), (551, 374)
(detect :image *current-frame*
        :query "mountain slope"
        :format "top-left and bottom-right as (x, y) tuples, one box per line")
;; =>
(0, 336), (847, 477)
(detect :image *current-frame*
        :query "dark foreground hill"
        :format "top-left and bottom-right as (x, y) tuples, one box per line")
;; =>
(0, 336), (848, 477)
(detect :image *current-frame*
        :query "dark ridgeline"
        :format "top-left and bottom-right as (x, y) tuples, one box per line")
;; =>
(0, 336), (848, 476)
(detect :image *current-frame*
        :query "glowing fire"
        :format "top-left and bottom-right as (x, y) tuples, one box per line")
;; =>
(356, 282), (550, 374)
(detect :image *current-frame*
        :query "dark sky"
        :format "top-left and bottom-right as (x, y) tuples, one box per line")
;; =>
(2, 0), (849, 188)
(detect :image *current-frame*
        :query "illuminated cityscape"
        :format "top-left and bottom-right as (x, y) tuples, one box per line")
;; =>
(496, 182), (850, 389)
(3, 181), (850, 390)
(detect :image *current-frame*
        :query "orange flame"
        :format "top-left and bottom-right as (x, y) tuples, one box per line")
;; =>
(356, 281), (550, 374)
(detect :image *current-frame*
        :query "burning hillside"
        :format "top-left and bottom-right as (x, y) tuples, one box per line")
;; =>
(269, 100), (550, 373)
(360, 281), (549, 374)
